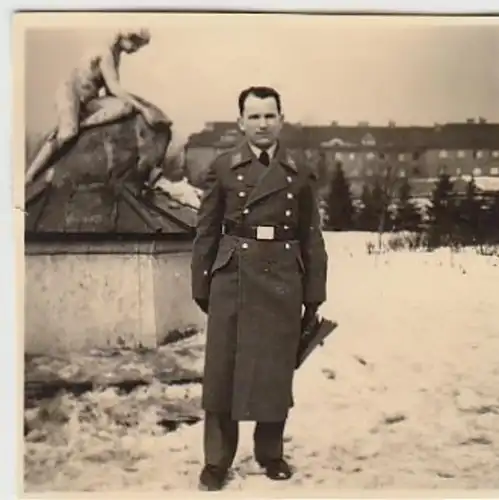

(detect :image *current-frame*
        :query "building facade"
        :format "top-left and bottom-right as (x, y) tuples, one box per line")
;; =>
(185, 119), (499, 197)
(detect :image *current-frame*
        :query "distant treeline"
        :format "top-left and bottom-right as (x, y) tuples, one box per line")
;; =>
(322, 163), (499, 250)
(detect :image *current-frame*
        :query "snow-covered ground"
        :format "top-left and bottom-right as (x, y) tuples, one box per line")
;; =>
(24, 232), (499, 495)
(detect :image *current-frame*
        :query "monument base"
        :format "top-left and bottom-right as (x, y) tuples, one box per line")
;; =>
(24, 238), (205, 355)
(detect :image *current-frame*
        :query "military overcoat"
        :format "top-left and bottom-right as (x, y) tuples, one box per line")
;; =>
(191, 140), (327, 422)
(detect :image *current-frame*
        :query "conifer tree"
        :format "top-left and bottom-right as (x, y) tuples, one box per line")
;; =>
(427, 171), (456, 248)
(456, 176), (482, 245)
(393, 177), (421, 231)
(325, 162), (354, 231)
(482, 192), (499, 245)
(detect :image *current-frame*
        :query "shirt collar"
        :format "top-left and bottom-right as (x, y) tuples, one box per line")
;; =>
(230, 140), (298, 173)
(248, 142), (278, 161)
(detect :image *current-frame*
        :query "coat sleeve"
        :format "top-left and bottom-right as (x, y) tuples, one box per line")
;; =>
(191, 159), (225, 301)
(298, 170), (328, 305)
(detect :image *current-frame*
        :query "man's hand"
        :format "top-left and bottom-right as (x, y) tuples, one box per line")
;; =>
(195, 298), (209, 314)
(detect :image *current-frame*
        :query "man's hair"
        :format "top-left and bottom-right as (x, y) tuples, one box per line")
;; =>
(238, 86), (282, 115)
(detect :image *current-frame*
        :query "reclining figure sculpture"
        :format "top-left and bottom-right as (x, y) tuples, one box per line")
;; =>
(25, 27), (201, 210)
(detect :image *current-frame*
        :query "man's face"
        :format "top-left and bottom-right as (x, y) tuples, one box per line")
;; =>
(237, 94), (284, 149)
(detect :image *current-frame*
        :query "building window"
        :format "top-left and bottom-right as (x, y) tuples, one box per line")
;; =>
(456, 167), (462, 176)
(457, 150), (465, 159)
(322, 137), (347, 147)
(413, 152), (421, 161)
(219, 133), (237, 144)
(398, 169), (406, 178)
(366, 152), (375, 160)
(473, 167), (482, 176)
(365, 168), (373, 177)
(361, 133), (376, 146)
(335, 152), (343, 160)
(349, 153), (355, 160)
(439, 150), (448, 159)
(398, 153), (406, 161)
(491, 167), (499, 175)
(492, 151), (499, 158)
(474, 150), (484, 159)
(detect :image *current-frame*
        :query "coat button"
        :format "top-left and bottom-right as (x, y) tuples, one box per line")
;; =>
(285, 209), (292, 217)
(203, 270), (208, 276)
(238, 191), (246, 198)
(237, 174), (244, 181)
(287, 193), (293, 199)
(242, 242), (249, 249)
(285, 243), (291, 249)
(287, 176), (292, 183)
(284, 225), (289, 230)
(243, 208), (249, 215)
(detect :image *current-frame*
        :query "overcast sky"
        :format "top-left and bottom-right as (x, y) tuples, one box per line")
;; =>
(23, 13), (499, 146)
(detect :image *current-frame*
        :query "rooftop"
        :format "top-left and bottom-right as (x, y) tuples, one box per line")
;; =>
(186, 121), (499, 151)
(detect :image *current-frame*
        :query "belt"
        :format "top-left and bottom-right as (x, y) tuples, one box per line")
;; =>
(222, 221), (297, 241)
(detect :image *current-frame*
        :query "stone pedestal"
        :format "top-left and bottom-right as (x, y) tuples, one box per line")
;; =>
(25, 239), (205, 355)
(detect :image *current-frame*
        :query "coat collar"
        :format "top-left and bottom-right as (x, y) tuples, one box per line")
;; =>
(229, 140), (298, 173)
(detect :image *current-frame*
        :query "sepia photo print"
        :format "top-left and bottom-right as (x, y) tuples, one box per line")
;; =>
(15, 10), (499, 495)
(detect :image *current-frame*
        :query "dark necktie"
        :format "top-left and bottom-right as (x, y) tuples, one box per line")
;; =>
(259, 149), (270, 166)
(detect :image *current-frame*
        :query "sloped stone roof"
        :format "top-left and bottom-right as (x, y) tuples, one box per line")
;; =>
(25, 180), (197, 237)
(25, 107), (198, 239)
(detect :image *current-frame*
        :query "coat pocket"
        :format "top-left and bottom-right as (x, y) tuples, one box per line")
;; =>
(295, 248), (306, 275)
(211, 243), (236, 275)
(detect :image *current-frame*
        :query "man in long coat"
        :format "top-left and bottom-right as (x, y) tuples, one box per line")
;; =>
(191, 86), (328, 491)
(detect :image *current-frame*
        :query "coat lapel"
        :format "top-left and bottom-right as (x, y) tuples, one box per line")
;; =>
(229, 141), (253, 171)
(243, 142), (298, 209)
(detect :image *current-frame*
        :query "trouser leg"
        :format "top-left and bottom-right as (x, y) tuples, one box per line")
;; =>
(203, 411), (239, 470)
(253, 420), (286, 465)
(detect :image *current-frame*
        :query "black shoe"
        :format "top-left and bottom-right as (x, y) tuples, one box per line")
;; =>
(258, 458), (293, 481)
(199, 465), (228, 491)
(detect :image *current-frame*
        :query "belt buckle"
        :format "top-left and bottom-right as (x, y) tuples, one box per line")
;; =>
(256, 226), (275, 240)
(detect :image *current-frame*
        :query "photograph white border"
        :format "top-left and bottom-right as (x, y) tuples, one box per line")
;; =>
(4, 2), (499, 499)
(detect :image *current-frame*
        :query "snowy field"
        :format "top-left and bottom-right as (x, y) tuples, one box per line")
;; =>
(24, 232), (499, 495)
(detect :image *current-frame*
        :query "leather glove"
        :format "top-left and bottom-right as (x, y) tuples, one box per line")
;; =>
(195, 298), (209, 314)
(301, 301), (321, 330)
